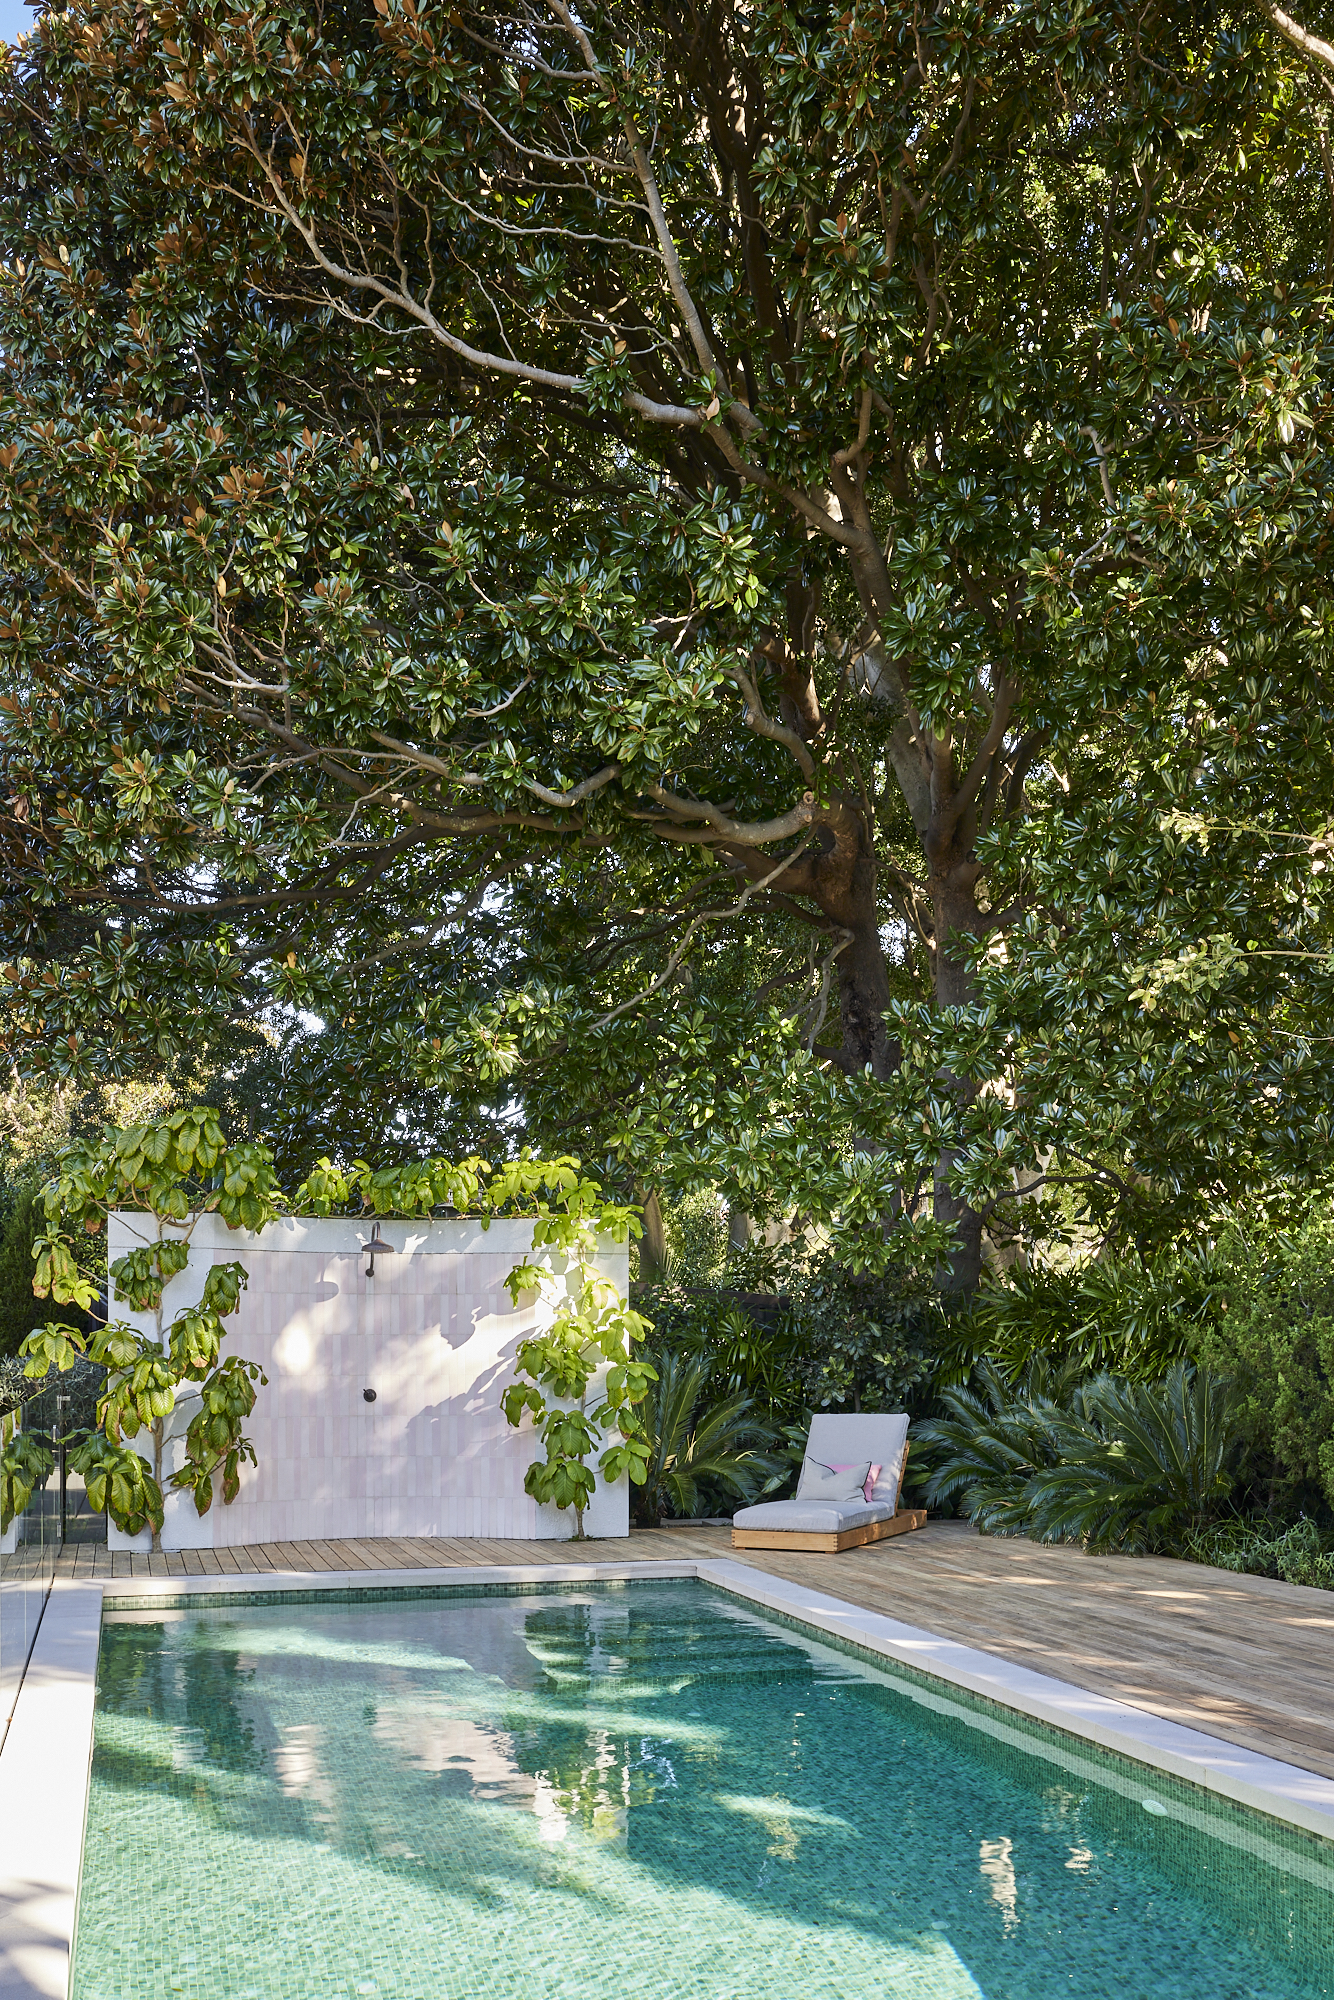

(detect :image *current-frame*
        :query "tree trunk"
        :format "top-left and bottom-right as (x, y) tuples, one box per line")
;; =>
(929, 856), (988, 1297)
(731, 787), (988, 1292)
(151, 1413), (163, 1554)
(835, 919), (896, 1078)
(638, 1188), (668, 1281)
(801, 795), (898, 1078)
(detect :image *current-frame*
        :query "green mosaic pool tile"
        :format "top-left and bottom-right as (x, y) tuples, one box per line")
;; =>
(74, 1581), (1334, 2000)
(697, 1578), (1334, 1873)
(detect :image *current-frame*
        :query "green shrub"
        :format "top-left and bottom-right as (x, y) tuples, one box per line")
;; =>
(0, 1183), (49, 1359)
(911, 1356), (1079, 1536)
(638, 1242), (941, 1454)
(942, 1253), (1221, 1389)
(1193, 1215), (1334, 1517)
(782, 1253), (936, 1417)
(632, 1350), (783, 1526)
(0, 1354), (41, 1415)
(915, 1359), (1242, 1554)
(1024, 1364), (1241, 1552)
(1181, 1516), (1334, 1591)
(633, 1282), (802, 1423)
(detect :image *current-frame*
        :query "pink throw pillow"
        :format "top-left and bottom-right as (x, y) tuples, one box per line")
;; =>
(829, 1461), (883, 1504)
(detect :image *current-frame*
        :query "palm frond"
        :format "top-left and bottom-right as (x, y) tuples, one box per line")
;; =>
(913, 1357), (1078, 1533)
(633, 1349), (781, 1525)
(914, 1356), (1242, 1553)
(1026, 1362), (1240, 1551)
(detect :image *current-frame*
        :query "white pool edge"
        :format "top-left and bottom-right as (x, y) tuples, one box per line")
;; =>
(691, 1559), (1334, 1846)
(0, 1581), (101, 2000)
(3, 1553), (1332, 2000)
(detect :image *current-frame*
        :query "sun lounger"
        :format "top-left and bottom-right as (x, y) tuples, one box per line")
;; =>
(731, 1412), (927, 1553)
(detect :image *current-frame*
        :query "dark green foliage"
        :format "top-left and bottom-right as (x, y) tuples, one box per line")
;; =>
(0, 1425), (52, 1532)
(1181, 1515), (1334, 1591)
(0, 1354), (37, 1413)
(0, 1182), (47, 1359)
(7, 0), (1334, 1290)
(657, 1191), (728, 1287)
(1025, 1366), (1242, 1553)
(912, 1357), (1084, 1536)
(780, 1254), (937, 1419)
(1193, 1214), (1334, 1516)
(631, 1350), (782, 1526)
(941, 1254), (1221, 1388)
(916, 1360), (1242, 1554)
(639, 1243), (938, 1431)
(634, 1280), (802, 1426)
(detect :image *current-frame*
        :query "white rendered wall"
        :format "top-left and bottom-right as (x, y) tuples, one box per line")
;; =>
(105, 1212), (631, 1552)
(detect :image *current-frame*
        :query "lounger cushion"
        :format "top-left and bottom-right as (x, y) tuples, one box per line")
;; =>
(826, 1460), (882, 1502)
(806, 1414), (910, 1505)
(796, 1457), (872, 1503)
(731, 1497), (898, 1534)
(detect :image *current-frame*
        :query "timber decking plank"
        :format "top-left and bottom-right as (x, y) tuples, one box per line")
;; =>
(338, 1538), (403, 1570)
(379, 1538), (438, 1569)
(267, 1541), (315, 1572)
(314, 1539), (375, 1570)
(284, 1540), (343, 1572)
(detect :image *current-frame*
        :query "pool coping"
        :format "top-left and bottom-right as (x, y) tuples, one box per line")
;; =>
(4, 1553), (1334, 1999)
(0, 1581), (101, 2000)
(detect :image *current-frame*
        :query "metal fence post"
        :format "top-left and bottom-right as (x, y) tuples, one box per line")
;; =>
(55, 1390), (69, 1547)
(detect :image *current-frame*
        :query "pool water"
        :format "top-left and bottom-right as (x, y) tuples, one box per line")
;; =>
(73, 1581), (1334, 2000)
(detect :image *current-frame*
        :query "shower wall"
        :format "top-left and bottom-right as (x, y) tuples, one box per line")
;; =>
(106, 1213), (631, 1552)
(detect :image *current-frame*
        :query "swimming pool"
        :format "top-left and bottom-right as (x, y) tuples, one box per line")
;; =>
(73, 1580), (1334, 1999)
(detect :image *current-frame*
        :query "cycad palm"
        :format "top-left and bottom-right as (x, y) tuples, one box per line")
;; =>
(1026, 1362), (1240, 1552)
(913, 1355), (1084, 1536)
(633, 1350), (782, 1527)
(914, 1357), (1240, 1554)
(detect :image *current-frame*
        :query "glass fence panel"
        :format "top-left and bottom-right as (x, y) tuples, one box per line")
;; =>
(0, 1405), (60, 1748)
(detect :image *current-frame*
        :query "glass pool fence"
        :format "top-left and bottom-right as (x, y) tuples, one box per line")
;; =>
(0, 1385), (86, 1747)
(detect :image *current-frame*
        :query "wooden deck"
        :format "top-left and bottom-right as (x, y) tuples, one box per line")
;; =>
(56, 1519), (1334, 1782)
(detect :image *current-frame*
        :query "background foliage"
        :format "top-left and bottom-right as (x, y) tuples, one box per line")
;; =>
(5, 0), (1334, 1292)
(5, 1), (1334, 1568)
(1193, 1213), (1334, 1516)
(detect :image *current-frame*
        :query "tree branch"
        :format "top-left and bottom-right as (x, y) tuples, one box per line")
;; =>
(1251, 0), (1334, 71)
(726, 663), (816, 779)
(635, 781), (816, 846)
(590, 841), (814, 1026)
(523, 764), (623, 808)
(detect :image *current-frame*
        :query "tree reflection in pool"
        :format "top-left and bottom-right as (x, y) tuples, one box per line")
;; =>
(74, 1582), (1334, 2000)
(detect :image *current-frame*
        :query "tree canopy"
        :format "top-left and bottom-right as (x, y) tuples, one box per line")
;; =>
(4, 0), (1334, 1286)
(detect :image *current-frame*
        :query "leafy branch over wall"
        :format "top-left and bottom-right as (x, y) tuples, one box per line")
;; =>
(2, 1112), (651, 1546)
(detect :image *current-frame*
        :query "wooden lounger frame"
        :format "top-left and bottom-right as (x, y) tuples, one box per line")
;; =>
(731, 1443), (927, 1554)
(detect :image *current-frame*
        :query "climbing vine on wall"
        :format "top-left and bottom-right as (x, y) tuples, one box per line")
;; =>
(301, 1151), (656, 1536)
(2, 1116), (654, 1548)
(13, 1108), (279, 1546)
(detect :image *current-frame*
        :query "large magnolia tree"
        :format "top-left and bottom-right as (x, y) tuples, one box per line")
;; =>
(4, 0), (1334, 1287)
